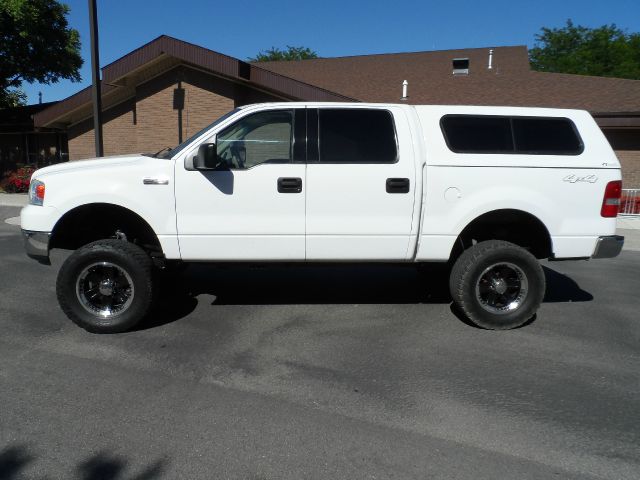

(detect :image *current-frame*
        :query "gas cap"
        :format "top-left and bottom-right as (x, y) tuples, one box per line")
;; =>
(445, 187), (462, 203)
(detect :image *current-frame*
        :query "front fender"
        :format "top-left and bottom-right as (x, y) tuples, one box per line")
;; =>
(37, 161), (177, 237)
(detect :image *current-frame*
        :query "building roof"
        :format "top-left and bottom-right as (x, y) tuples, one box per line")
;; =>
(0, 101), (59, 131)
(34, 35), (354, 128)
(35, 36), (640, 129)
(256, 45), (640, 117)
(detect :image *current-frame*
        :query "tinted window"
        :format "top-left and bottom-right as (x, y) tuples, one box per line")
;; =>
(216, 110), (293, 169)
(318, 109), (397, 163)
(512, 117), (582, 154)
(441, 116), (514, 152)
(440, 115), (583, 155)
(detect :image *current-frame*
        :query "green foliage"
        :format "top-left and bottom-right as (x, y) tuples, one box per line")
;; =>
(530, 20), (640, 79)
(0, 0), (83, 108)
(1, 88), (27, 107)
(249, 46), (318, 62)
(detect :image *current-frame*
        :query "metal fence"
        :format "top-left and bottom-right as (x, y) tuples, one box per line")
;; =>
(620, 189), (640, 216)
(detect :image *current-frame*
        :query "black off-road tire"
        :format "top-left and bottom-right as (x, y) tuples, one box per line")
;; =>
(56, 240), (155, 333)
(449, 240), (545, 330)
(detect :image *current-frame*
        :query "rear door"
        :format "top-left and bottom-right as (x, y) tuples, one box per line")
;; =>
(305, 106), (417, 260)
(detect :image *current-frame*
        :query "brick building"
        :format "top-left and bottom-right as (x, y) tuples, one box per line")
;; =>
(34, 35), (640, 187)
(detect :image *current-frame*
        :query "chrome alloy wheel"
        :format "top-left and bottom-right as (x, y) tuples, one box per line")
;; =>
(475, 262), (528, 314)
(76, 262), (135, 318)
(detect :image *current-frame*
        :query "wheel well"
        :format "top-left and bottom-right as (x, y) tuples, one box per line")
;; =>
(453, 209), (552, 260)
(50, 203), (162, 254)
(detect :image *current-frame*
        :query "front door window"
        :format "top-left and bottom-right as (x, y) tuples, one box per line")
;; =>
(216, 110), (293, 169)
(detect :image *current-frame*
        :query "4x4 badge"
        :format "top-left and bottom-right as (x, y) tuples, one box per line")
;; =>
(563, 174), (598, 184)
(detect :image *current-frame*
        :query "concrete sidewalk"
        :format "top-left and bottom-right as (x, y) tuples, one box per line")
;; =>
(0, 193), (28, 207)
(617, 216), (640, 230)
(617, 216), (640, 251)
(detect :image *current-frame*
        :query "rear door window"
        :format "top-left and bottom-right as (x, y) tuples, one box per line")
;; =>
(318, 109), (397, 163)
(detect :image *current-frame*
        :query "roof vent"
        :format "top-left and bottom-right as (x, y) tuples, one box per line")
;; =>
(452, 58), (469, 75)
(488, 49), (494, 69)
(401, 80), (408, 100)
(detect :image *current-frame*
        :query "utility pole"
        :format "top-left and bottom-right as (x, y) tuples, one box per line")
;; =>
(88, 0), (104, 157)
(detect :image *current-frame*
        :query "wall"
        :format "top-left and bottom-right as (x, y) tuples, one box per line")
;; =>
(135, 74), (178, 154)
(604, 129), (640, 188)
(615, 150), (640, 189)
(66, 66), (282, 160)
(179, 68), (236, 140)
(68, 99), (137, 160)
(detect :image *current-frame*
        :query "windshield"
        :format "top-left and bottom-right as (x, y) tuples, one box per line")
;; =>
(151, 108), (242, 159)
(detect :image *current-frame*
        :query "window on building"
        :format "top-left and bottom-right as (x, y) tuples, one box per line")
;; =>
(440, 115), (583, 155)
(318, 109), (397, 163)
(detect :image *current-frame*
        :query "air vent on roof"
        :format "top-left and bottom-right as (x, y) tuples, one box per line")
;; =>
(452, 58), (469, 75)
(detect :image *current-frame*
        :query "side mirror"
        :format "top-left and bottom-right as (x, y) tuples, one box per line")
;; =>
(193, 143), (218, 170)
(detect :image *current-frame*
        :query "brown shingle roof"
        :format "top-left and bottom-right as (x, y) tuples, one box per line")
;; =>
(256, 46), (640, 113)
(34, 35), (354, 127)
(36, 38), (640, 128)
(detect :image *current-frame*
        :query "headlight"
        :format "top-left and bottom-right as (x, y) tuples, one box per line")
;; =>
(29, 179), (45, 206)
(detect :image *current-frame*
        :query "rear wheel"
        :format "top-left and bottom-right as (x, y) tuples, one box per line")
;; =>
(449, 240), (545, 329)
(56, 240), (155, 333)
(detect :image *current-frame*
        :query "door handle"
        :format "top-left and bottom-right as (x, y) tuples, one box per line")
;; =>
(386, 178), (410, 193)
(278, 177), (302, 193)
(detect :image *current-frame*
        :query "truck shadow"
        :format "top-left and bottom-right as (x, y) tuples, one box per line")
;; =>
(542, 266), (594, 303)
(139, 263), (593, 330)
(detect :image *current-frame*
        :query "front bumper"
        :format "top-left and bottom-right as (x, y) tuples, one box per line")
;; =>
(22, 230), (51, 265)
(592, 235), (624, 259)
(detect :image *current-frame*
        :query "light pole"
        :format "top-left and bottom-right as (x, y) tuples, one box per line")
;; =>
(88, 0), (103, 157)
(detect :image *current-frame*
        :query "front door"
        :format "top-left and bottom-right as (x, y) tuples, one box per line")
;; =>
(175, 108), (306, 261)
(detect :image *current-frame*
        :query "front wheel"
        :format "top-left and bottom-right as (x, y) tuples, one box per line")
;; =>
(56, 240), (155, 333)
(449, 240), (545, 330)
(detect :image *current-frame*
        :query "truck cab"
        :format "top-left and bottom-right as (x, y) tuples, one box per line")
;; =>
(172, 103), (420, 261)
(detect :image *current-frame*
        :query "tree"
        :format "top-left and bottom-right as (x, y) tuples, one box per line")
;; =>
(0, 0), (83, 107)
(249, 46), (318, 62)
(529, 20), (640, 80)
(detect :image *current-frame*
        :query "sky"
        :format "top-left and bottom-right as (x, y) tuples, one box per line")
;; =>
(22, 0), (640, 104)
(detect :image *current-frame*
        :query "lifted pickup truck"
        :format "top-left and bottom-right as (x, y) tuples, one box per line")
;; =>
(21, 103), (624, 333)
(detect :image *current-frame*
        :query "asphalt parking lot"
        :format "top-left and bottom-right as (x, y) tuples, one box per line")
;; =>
(1, 204), (639, 480)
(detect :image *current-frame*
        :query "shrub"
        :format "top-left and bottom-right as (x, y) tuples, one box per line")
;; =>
(1, 166), (36, 193)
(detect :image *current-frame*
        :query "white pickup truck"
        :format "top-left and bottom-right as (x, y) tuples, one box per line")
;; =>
(21, 102), (624, 333)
